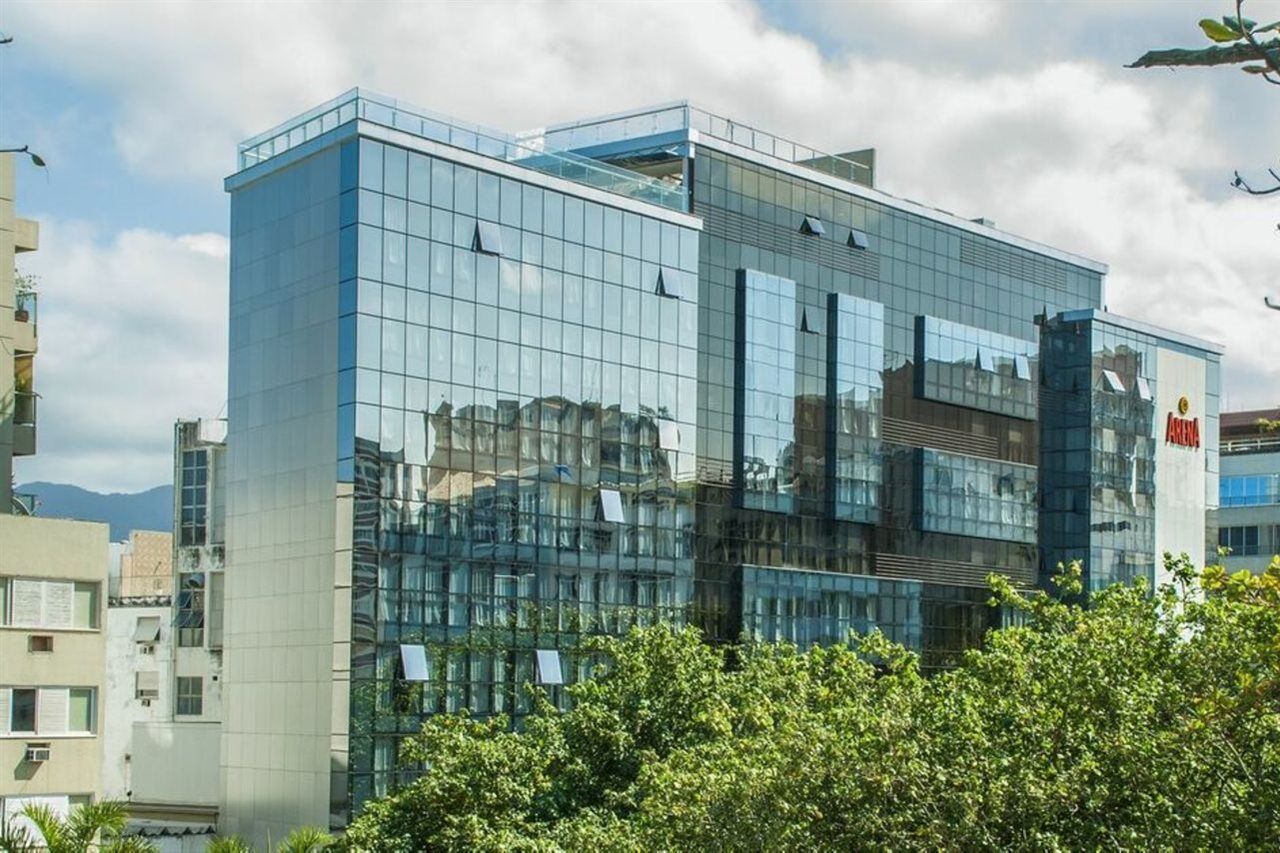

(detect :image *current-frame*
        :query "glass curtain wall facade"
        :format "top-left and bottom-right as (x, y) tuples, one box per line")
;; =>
(226, 94), (1223, 833)
(687, 146), (1099, 663)
(341, 139), (699, 806)
(1039, 312), (1221, 590)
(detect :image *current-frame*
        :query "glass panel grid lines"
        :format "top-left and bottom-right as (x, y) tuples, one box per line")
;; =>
(741, 565), (921, 649)
(735, 270), (797, 513)
(827, 293), (884, 524)
(917, 448), (1038, 544)
(915, 315), (1037, 420)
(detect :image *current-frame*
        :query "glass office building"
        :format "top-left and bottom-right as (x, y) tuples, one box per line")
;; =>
(221, 91), (1221, 837)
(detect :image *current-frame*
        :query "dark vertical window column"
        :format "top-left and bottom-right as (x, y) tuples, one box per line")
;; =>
(180, 449), (208, 546)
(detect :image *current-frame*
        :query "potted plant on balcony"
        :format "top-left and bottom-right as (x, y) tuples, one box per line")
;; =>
(14, 269), (37, 322)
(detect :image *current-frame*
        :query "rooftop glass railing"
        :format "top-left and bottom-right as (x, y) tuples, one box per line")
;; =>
(533, 102), (873, 184)
(237, 89), (687, 213)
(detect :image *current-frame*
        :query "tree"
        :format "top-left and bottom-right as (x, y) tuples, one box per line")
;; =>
(1128, 1), (1280, 200)
(0, 800), (155, 853)
(342, 557), (1280, 850)
(206, 828), (334, 853)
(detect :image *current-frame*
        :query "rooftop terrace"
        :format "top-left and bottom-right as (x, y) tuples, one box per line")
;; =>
(236, 88), (688, 213)
(530, 100), (874, 186)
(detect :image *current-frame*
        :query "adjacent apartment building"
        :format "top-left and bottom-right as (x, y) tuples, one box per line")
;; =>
(220, 91), (1221, 839)
(1, 152), (109, 834)
(101, 420), (226, 828)
(1217, 408), (1280, 572)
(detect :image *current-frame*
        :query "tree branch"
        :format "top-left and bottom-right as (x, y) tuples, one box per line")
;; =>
(1239, 0), (1280, 76)
(1233, 168), (1280, 195)
(1127, 38), (1280, 69)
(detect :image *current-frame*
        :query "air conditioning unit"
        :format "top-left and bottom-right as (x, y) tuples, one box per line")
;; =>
(25, 745), (51, 763)
(140, 699), (152, 707)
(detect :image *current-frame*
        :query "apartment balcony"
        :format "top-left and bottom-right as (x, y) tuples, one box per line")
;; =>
(15, 216), (39, 253)
(13, 292), (37, 354)
(13, 391), (36, 456)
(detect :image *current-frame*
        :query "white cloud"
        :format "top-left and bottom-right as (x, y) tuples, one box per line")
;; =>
(13, 222), (228, 492)
(4, 0), (1278, 491)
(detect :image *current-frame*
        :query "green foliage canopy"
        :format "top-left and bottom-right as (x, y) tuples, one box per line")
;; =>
(343, 558), (1280, 851)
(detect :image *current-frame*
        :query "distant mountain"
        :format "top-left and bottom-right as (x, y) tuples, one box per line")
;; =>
(16, 482), (172, 541)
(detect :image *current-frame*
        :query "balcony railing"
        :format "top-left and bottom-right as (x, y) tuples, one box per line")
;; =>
(1222, 435), (1280, 455)
(14, 291), (37, 325)
(11, 492), (36, 516)
(14, 391), (36, 427)
(536, 102), (874, 185)
(237, 89), (688, 213)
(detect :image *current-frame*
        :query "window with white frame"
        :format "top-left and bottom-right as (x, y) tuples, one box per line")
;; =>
(175, 677), (203, 716)
(0, 687), (96, 736)
(0, 579), (98, 630)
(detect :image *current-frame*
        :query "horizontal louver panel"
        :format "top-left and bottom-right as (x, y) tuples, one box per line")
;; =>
(960, 240), (1067, 289)
(874, 552), (1035, 587)
(881, 417), (999, 459)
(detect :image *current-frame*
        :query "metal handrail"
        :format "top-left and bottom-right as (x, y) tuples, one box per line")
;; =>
(14, 390), (36, 426)
(14, 291), (36, 324)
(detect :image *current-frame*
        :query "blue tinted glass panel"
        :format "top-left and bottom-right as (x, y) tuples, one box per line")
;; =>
(735, 269), (796, 513)
(827, 293), (883, 524)
(915, 315), (1037, 420)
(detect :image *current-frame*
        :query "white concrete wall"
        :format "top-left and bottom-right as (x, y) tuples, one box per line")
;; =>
(1153, 348), (1208, 585)
(129, 721), (220, 806)
(103, 602), (172, 800)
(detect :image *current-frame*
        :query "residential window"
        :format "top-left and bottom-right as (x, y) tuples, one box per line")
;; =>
(0, 579), (98, 630)
(176, 574), (205, 647)
(0, 687), (95, 735)
(1218, 525), (1261, 556)
(176, 677), (203, 716)
(68, 689), (94, 734)
(9, 689), (37, 734)
(135, 671), (160, 700)
(73, 583), (98, 629)
(133, 616), (161, 644)
(180, 449), (208, 546)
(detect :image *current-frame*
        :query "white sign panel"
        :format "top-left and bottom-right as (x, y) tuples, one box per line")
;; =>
(1152, 348), (1208, 586)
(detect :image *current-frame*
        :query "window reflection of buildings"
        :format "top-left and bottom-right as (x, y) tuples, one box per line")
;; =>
(1088, 342), (1157, 588)
(357, 390), (695, 668)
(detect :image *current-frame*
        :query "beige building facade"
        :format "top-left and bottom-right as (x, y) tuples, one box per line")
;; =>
(118, 531), (174, 599)
(1, 152), (40, 516)
(0, 515), (110, 831)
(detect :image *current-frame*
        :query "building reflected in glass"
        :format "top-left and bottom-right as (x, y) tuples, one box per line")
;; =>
(220, 91), (1222, 835)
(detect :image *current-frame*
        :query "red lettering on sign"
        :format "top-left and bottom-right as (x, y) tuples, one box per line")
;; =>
(1165, 413), (1200, 449)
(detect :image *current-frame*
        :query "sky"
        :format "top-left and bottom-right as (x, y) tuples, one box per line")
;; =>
(1, 0), (1277, 493)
